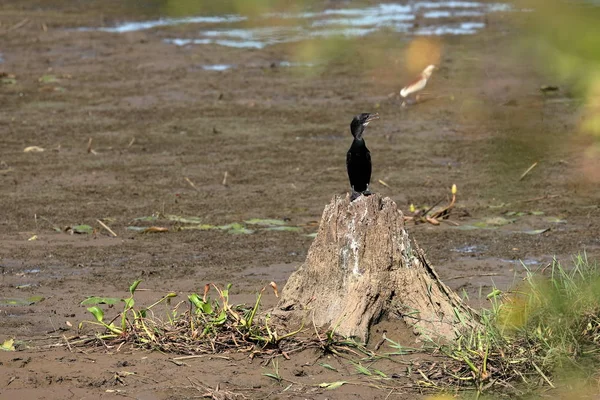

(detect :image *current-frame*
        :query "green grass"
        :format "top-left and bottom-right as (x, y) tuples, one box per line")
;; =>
(76, 254), (600, 398)
(433, 254), (600, 397)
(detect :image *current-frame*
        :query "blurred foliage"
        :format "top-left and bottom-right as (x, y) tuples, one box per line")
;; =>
(404, 37), (441, 75)
(519, 0), (600, 181)
(520, 0), (600, 96)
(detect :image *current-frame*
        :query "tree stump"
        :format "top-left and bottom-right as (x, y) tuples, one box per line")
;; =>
(274, 194), (476, 342)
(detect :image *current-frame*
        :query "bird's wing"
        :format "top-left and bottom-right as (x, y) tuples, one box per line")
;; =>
(346, 149), (355, 187)
(365, 148), (372, 184)
(400, 73), (427, 97)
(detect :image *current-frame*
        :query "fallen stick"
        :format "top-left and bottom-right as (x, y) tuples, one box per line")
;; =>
(184, 176), (198, 191)
(519, 161), (538, 181)
(222, 171), (228, 186)
(96, 219), (117, 237)
(378, 179), (390, 188)
(6, 18), (30, 32)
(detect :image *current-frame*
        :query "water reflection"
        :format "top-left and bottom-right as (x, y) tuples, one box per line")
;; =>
(415, 21), (485, 35)
(80, 1), (512, 48)
(201, 64), (233, 71)
(77, 15), (245, 33)
(198, 61), (316, 71)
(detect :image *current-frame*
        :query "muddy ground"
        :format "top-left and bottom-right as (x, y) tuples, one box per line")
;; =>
(1, 1), (599, 399)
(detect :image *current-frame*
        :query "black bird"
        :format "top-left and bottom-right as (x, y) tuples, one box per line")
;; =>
(346, 113), (379, 201)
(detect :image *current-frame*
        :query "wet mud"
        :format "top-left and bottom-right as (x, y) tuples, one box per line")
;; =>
(1, 1), (599, 398)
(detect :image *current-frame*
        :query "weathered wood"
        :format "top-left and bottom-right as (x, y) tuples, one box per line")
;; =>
(274, 193), (475, 342)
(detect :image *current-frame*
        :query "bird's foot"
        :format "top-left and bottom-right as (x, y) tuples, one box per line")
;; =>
(362, 188), (372, 196)
(350, 190), (361, 202)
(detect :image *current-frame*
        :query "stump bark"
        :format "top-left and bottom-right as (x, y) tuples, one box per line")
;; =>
(274, 193), (475, 342)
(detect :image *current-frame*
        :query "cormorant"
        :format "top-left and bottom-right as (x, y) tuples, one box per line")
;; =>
(346, 113), (379, 201)
(400, 65), (436, 106)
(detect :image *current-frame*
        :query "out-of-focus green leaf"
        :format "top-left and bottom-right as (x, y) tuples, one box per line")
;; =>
(39, 74), (58, 83)
(319, 381), (347, 389)
(522, 228), (550, 235)
(264, 226), (301, 232)
(319, 363), (337, 371)
(245, 218), (287, 226)
(80, 296), (121, 306)
(180, 224), (216, 230)
(1, 338), (15, 351)
(72, 224), (93, 234)
(0, 296), (44, 306)
(165, 214), (203, 224)
(219, 223), (254, 234)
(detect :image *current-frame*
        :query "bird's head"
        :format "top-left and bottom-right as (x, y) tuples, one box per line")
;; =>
(350, 113), (379, 139)
(423, 65), (436, 78)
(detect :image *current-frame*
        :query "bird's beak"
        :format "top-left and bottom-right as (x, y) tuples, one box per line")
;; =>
(365, 113), (380, 123)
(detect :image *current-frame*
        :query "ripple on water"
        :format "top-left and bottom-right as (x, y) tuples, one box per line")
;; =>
(78, 1), (513, 49)
(198, 61), (316, 72)
(500, 258), (540, 266)
(452, 244), (487, 254)
(201, 64), (234, 71)
(77, 15), (245, 33)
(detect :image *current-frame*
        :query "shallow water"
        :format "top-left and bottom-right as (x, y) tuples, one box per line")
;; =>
(201, 64), (234, 71)
(198, 61), (316, 72)
(80, 1), (512, 49)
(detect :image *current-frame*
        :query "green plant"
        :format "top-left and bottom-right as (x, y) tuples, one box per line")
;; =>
(79, 280), (310, 354)
(81, 280), (176, 339)
(427, 254), (600, 397)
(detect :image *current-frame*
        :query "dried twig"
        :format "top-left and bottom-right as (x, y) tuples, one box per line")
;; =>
(6, 18), (30, 32)
(96, 219), (117, 237)
(63, 335), (73, 352)
(222, 171), (229, 186)
(519, 161), (538, 181)
(185, 177), (199, 191)
(378, 179), (390, 188)
(86, 137), (97, 155)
